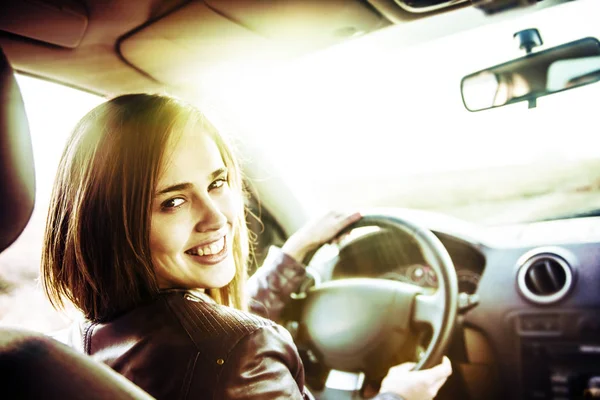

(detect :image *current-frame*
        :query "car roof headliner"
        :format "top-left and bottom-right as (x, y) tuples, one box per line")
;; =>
(0, 0), (568, 100)
(1, 0), (390, 97)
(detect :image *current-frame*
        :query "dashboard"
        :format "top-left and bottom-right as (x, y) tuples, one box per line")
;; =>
(306, 211), (600, 400)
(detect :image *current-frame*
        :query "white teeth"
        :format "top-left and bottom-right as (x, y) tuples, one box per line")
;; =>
(188, 237), (225, 256)
(201, 245), (212, 255)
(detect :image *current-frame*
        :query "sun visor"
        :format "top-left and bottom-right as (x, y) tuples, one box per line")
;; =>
(119, 0), (387, 87)
(0, 0), (88, 48)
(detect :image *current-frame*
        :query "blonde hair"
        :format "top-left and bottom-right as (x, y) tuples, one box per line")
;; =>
(42, 94), (247, 322)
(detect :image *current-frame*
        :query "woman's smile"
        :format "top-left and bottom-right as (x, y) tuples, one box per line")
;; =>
(185, 235), (229, 265)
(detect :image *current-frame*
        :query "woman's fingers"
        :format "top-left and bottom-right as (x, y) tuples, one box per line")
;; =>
(427, 356), (452, 380)
(309, 210), (361, 245)
(414, 357), (453, 396)
(282, 210), (361, 262)
(329, 211), (361, 243)
(389, 361), (417, 373)
(380, 357), (453, 400)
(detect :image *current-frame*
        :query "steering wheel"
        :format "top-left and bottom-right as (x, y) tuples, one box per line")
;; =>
(289, 211), (459, 384)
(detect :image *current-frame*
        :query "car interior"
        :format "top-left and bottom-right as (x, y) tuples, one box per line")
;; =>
(1, 0), (600, 399)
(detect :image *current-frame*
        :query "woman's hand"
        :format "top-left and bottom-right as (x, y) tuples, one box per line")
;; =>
(379, 357), (452, 400)
(281, 211), (361, 263)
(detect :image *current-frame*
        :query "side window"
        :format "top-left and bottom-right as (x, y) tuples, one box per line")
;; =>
(245, 190), (287, 276)
(0, 75), (103, 332)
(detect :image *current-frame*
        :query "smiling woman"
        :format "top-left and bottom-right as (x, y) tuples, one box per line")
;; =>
(39, 94), (308, 399)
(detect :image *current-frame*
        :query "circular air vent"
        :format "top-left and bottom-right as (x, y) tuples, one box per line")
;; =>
(517, 249), (575, 305)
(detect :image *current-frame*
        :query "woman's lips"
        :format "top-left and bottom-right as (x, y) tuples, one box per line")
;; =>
(185, 236), (229, 265)
(186, 236), (225, 256)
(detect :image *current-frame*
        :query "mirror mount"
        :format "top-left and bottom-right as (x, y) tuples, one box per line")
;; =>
(514, 28), (543, 55)
(514, 29), (544, 108)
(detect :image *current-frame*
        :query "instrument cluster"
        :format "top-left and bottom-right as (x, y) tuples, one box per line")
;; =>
(379, 264), (481, 295)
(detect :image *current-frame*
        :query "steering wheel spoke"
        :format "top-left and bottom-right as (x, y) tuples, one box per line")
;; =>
(414, 291), (445, 330)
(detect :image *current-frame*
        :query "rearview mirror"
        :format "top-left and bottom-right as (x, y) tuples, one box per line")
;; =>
(461, 37), (600, 112)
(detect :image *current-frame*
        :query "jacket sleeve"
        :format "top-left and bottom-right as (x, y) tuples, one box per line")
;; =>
(247, 246), (307, 321)
(214, 324), (314, 400)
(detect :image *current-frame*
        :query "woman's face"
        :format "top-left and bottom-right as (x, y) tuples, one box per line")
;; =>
(150, 127), (239, 290)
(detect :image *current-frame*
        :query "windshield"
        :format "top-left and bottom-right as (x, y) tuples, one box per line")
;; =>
(207, 0), (600, 226)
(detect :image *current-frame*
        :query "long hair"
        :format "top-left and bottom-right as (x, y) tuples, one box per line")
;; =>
(41, 94), (248, 322)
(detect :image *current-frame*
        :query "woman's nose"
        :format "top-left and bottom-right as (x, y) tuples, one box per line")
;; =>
(194, 196), (228, 232)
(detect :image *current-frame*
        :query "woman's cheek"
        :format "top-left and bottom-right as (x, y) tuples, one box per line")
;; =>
(149, 211), (191, 254)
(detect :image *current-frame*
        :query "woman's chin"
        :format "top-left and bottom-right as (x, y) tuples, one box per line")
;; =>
(156, 253), (237, 290)
(200, 258), (237, 289)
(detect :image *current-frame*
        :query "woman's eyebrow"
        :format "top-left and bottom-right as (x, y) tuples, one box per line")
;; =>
(155, 167), (228, 196)
(156, 182), (192, 196)
(210, 167), (228, 180)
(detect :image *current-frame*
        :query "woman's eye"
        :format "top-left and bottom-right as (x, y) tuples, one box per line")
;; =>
(161, 197), (186, 209)
(209, 178), (228, 191)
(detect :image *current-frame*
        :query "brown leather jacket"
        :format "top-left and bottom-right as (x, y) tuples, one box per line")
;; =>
(83, 290), (312, 399)
(80, 247), (312, 399)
